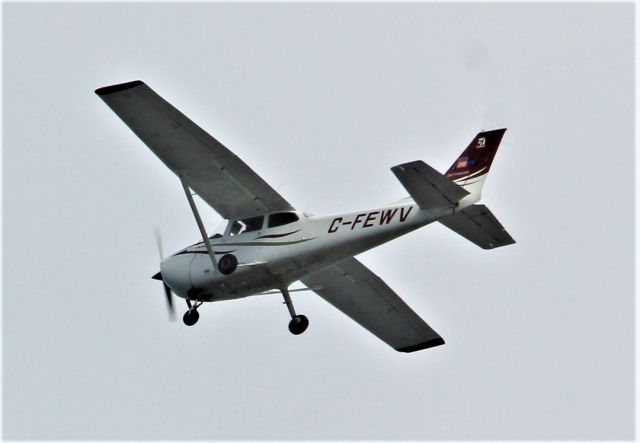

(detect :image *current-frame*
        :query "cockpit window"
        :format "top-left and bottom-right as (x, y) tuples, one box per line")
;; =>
(230, 216), (264, 236)
(268, 212), (299, 228)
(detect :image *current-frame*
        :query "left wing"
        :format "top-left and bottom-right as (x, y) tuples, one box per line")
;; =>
(301, 257), (444, 353)
(95, 80), (294, 220)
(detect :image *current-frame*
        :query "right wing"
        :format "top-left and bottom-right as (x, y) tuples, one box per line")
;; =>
(301, 257), (444, 353)
(439, 204), (516, 249)
(95, 80), (294, 220)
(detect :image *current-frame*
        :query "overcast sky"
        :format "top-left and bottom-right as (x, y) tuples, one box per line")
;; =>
(3, 2), (634, 440)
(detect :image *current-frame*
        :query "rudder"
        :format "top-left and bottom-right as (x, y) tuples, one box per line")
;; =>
(445, 129), (506, 202)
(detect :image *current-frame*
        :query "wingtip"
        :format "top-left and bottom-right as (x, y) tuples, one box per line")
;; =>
(396, 337), (445, 353)
(95, 80), (144, 96)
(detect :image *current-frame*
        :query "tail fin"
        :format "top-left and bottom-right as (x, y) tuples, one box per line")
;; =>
(445, 129), (506, 202)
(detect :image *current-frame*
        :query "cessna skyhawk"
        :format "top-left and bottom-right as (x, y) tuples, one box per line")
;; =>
(96, 80), (515, 353)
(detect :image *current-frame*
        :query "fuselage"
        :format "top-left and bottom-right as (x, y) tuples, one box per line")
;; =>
(160, 199), (465, 302)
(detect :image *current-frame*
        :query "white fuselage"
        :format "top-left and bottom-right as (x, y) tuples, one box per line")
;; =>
(160, 198), (469, 302)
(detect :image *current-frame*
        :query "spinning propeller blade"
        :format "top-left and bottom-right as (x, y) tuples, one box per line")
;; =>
(163, 282), (175, 319)
(154, 229), (175, 320)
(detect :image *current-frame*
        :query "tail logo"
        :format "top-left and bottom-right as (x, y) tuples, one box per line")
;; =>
(476, 137), (486, 148)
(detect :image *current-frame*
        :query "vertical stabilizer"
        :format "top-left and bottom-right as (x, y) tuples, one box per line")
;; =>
(445, 129), (506, 203)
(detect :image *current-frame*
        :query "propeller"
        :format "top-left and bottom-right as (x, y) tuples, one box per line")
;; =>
(154, 228), (175, 320)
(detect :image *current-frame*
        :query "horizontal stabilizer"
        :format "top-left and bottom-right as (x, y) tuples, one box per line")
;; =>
(392, 161), (469, 210)
(439, 204), (515, 249)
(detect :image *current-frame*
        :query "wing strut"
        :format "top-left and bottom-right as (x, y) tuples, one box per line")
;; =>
(180, 178), (218, 271)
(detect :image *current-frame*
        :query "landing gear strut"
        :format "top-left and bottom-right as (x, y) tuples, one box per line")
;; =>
(281, 287), (309, 335)
(183, 299), (203, 327)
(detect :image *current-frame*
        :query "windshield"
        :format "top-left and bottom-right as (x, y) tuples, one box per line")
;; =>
(208, 219), (227, 239)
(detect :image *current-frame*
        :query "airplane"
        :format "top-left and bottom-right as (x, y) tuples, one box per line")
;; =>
(95, 80), (515, 353)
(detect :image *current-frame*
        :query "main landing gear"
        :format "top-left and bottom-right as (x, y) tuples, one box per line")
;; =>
(183, 299), (203, 326)
(281, 287), (309, 335)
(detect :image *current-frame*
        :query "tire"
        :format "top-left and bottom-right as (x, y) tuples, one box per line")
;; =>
(288, 315), (309, 335)
(183, 309), (199, 326)
(218, 254), (238, 275)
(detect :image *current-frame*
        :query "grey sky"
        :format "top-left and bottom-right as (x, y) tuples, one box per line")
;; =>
(3, 2), (634, 440)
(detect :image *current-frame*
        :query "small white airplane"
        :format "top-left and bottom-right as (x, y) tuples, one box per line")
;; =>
(96, 80), (515, 353)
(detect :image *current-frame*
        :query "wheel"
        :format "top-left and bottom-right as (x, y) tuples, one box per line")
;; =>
(288, 315), (309, 335)
(183, 309), (199, 326)
(218, 254), (238, 275)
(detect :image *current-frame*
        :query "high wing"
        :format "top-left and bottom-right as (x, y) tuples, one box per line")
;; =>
(95, 80), (294, 220)
(301, 257), (444, 353)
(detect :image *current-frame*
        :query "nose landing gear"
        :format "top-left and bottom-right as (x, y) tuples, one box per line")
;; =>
(183, 309), (199, 326)
(281, 287), (309, 335)
(183, 299), (203, 326)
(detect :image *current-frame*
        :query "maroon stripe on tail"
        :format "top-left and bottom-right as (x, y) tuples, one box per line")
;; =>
(445, 129), (506, 180)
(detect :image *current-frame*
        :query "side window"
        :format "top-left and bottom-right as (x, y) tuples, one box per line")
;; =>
(268, 212), (299, 228)
(230, 216), (264, 236)
(230, 220), (245, 236)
